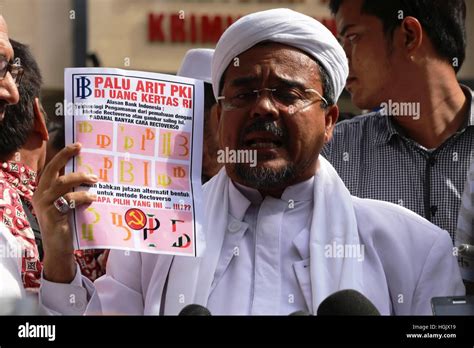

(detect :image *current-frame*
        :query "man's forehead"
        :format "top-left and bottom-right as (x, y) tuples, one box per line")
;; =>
(224, 43), (320, 84)
(0, 15), (8, 36)
(335, 0), (368, 35)
(0, 16), (11, 46)
(238, 42), (314, 64)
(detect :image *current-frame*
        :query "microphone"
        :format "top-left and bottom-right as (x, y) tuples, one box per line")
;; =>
(458, 244), (474, 279)
(317, 289), (380, 316)
(458, 244), (474, 258)
(289, 310), (312, 316)
(178, 304), (212, 316)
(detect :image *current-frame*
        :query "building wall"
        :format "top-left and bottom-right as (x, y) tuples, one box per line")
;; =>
(2, 0), (474, 90)
(2, 0), (73, 89)
(464, 0), (474, 80)
(86, 0), (333, 74)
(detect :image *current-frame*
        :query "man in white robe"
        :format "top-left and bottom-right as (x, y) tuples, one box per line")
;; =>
(34, 8), (464, 315)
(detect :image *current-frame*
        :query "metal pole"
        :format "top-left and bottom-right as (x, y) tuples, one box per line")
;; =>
(73, 0), (87, 67)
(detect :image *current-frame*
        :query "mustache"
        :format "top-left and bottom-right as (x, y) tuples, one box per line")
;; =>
(240, 119), (288, 142)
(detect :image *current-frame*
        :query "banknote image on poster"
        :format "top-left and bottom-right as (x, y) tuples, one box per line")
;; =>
(64, 68), (205, 257)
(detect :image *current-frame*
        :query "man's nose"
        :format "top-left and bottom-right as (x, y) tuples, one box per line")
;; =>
(0, 72), (20, 105)
(249, 90), (279, 119)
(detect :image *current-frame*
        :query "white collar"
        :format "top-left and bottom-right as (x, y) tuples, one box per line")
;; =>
(228, 176), (315, 220)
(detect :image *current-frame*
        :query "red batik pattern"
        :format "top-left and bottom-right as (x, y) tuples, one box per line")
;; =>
(74, 249), (107, 281)
(0, 161), (108, 291)
(0, 161), (41, 291)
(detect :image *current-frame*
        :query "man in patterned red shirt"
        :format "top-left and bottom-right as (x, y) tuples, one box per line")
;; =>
(0, 39), (106, 293)
(0, 39), (49, 292)
(0, 14), (22, 298)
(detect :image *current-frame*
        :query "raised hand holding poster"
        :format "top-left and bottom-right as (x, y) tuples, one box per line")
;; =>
(64, 68), (204, 257)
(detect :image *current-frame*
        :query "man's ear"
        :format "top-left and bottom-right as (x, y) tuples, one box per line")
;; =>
(400, 16), (423, 56)
(33, 97), (49, 141)
(324, 104), (339, 143)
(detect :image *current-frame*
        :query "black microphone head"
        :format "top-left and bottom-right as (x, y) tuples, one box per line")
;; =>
(317, 289), (380, 316)
(178, 304), (212, 316)
(289, 310), (312, 316)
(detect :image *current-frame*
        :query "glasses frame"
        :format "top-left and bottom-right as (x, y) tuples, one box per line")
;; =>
(0, 56), (24, 87)
(217, 87), (328, 113)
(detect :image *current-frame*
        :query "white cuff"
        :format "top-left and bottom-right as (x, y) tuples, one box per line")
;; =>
(39, 263), (93, 315)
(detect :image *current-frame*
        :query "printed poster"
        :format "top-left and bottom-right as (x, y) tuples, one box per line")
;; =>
(64, 68), (204, 257)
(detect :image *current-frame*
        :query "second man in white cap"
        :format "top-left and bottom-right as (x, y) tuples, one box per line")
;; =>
(177, 48), (222, 183)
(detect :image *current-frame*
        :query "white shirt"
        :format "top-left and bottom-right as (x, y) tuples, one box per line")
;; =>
(0, 223), (25, 300)
(39, 172), (464, 315)
(207, 178), (314, 315)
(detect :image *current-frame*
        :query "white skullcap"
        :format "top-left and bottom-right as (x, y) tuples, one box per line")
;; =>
(211, 8), (348, 103)
(177, 48), (214, 83)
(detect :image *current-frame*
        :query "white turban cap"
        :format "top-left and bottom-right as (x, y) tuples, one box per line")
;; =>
(211, 8), (348, 103)
(178, 48), (214, 83)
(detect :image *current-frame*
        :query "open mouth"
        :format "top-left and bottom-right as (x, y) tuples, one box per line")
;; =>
(243, 132), (284, 149)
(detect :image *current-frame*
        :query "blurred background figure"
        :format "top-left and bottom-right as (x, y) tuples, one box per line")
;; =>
(177, 48), (222, 183)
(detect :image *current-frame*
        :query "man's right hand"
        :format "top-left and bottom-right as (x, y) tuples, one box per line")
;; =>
(32, 143), (98, 283)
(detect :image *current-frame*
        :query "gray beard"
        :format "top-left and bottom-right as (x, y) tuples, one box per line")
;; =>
(235, 162), (297, 189)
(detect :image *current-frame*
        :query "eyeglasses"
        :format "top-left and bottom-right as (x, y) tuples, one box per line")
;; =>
(217, 87), (328, 113)
(0, 56), (24, 87)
